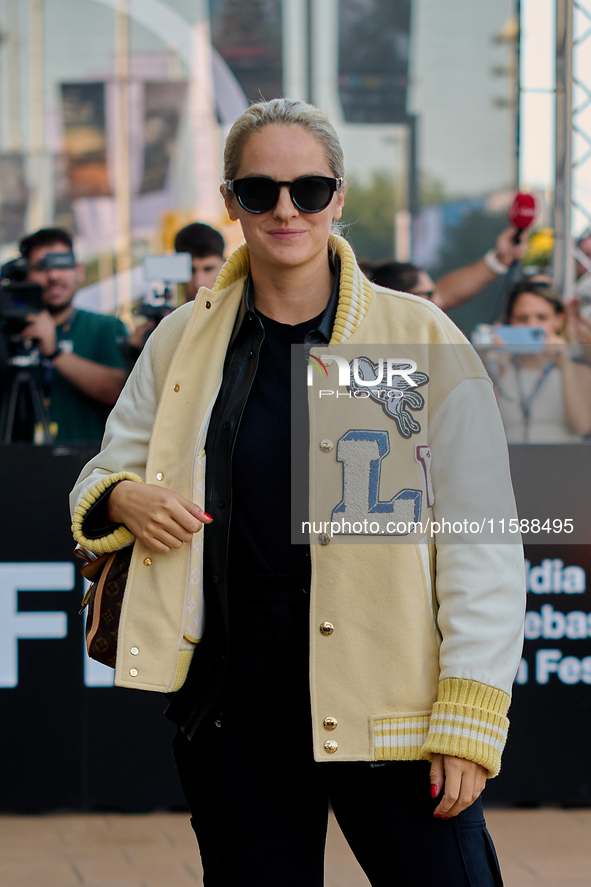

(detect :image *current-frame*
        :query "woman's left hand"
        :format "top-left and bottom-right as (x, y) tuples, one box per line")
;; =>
(430, 754), (487, 819)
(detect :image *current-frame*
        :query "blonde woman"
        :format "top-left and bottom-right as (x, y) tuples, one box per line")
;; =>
(72, 99), (524, 886)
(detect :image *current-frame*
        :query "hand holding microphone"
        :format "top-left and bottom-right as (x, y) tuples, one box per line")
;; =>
(483, 193), (537, 278)
(508, 192), (536, 245)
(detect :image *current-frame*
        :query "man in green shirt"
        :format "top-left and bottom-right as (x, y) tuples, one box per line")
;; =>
(20, 227), (128, 444)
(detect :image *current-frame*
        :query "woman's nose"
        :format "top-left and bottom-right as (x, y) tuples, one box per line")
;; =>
(273, 184), (298, 218)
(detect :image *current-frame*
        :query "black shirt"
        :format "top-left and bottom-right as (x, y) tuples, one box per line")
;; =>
(225, 266), (339, 607)
(227, 308), (324, 604)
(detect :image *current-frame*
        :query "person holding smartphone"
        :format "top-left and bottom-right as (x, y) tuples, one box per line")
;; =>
(487, 282), (591, 443)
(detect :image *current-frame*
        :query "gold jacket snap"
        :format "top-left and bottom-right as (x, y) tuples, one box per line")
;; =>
(324, 740), (338, 753)
(319, 622), (334, 635)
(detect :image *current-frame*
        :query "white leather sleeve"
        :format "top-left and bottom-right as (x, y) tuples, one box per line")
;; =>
(429, 377), (526, 694)
(69, 333), (158, 517)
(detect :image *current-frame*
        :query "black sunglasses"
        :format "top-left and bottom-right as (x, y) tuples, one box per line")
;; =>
(224, 175), (343, 214)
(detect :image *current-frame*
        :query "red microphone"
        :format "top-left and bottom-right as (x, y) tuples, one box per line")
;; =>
(509, 193), (536, 242)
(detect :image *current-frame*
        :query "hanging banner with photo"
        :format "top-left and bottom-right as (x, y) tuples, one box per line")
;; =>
(338, 0), (411, 123)
(139, 82), (188, 194)
(0, 154), (28, 243)
(60, 82), (111, 198)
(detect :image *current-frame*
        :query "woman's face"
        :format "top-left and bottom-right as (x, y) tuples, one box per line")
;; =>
(509, 292), (563, 337)
(222, 124), (345, 274)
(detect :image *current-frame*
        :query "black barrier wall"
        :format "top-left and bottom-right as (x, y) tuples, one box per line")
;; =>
(0, 444), (589, 811)
(0, 446), (185, 813)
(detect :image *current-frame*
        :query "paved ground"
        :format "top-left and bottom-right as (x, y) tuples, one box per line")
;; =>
(1, 807), (590, 886)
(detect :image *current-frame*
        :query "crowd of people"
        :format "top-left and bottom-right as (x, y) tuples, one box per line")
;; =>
(5, 207), (590, 449)
(3, 183), (590, 449)
(363, 230), (591, 444)
(1, 221), (227, 444)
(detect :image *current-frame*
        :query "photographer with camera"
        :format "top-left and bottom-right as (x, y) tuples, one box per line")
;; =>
(18, 227), (128, 444)
(125, 223), (226, 363)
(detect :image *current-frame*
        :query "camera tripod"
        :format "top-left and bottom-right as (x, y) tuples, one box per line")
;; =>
(0, 349), (55, 445)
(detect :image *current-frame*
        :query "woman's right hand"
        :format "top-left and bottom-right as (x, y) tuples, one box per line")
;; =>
(108, 480), (213, 553)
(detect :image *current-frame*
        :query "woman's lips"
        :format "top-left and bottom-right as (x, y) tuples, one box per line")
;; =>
(267, 229), (306, 239)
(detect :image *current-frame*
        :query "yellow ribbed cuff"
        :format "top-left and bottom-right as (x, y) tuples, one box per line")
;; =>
(421, 678), (511, 778)
(71, 472), (144, 554)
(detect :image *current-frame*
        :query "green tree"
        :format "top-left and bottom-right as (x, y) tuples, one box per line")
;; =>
(341, 170), (447, 264)
(341, 172), (396, 263)
(433, 207), (513, 335)
(431, 206), (506, 278)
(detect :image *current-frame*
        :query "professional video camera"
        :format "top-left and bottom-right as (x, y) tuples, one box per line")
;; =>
(0, 257), (44, 333)
(0, 252), (74, 444)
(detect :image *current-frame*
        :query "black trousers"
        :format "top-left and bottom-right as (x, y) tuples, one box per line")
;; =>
(173, 600), (503, 887)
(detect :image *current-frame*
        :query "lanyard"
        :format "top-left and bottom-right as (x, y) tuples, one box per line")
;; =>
(496, 359), (554, 443)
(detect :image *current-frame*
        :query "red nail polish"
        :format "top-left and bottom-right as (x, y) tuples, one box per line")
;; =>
(202, 512), (213, 521)
(434, 813), (441, 819)
(442, 816), (450, 820)
(430, 784), (438, 799)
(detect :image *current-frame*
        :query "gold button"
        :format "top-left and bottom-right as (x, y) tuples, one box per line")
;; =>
(129, 668), (138, 677)
(319, 622), (334, 635)
(318, 533), (330, 545)
(205, 300), (211, 309)
(156, 472), (163, 481)
(319, 439), (333, 453)
(323, 717), (338, 730)
(173, 384), (180, 392)
(143, 557), (152, 566)
(130, 647), (139, 655)
(324, 740), (338, 753)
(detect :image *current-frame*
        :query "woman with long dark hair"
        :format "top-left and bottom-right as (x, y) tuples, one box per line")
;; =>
(72, 99), (524, 886)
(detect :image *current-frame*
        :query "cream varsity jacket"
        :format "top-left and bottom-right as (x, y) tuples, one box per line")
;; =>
(71, 235), (526, 776)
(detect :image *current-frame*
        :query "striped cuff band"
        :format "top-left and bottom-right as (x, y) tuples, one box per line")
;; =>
(421, 678), (511, 777)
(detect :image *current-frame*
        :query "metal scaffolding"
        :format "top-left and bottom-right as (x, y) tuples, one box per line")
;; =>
(554, 0), (591, 296)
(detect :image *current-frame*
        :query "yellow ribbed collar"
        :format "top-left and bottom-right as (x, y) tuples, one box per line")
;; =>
(212, 234), (373, 345)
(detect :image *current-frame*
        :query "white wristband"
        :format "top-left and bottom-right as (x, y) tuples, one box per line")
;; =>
(483, 248), (510, 275)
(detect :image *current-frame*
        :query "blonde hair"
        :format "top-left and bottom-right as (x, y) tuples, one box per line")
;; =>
(223, 98), (345, 181)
